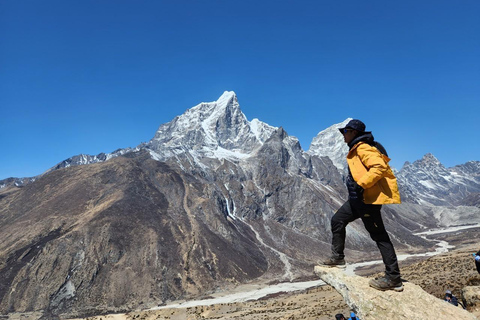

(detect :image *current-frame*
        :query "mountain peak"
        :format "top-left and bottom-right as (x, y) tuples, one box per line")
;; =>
(422, 153), (440, 163)
(308, 118), (351, 173)
(147, 92), (276, 162)
(413, 153), (444, 169)
(215, 91), (237, 107)
(190, 91), (239, 115)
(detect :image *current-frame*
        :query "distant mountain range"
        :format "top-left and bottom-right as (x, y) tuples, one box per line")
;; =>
(0, 91), (479, 318)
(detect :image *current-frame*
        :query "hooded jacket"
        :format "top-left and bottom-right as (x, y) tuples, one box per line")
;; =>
(346, 133), (401, 205)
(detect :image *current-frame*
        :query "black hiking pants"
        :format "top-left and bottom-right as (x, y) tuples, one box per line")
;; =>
(331, 199), (401, 281)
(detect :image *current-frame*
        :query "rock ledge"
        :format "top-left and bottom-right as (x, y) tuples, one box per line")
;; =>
(314, 266), (477, 320)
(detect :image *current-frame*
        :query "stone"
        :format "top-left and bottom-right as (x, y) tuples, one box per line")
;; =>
(463, 286), (480, 314)
(314, 265), (477, 320)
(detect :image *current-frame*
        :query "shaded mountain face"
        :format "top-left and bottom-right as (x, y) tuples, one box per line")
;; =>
(0, 154), (269, 316)
(0, 91), (479, 318)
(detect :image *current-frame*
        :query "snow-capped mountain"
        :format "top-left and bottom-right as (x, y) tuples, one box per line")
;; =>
(308, 118), (350, 174)
(397, 154), (480, 206)
(3, 91), (479, 211)
(45, 148), (138, 173)
(146, 91), (277, 162)
(0, 177), (36, 189)
(36, 91), (276, 173)
(34, 90), (478, 219)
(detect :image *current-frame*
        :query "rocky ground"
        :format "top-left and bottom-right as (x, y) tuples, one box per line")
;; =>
(63, 230), (480, 320)
(5, 230), (480, 320)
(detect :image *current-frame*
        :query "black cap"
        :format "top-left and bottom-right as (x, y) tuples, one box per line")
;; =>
(338, 119), (370, 134)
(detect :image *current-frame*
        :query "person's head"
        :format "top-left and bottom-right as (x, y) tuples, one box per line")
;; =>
(445, 290), (454, 301)
(338, 119), (369, 144)
(335, 313), (346, 320)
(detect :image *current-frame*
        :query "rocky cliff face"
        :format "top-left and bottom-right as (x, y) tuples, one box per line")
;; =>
(307, 118), (350, 174)
(1, 91), (479, 318)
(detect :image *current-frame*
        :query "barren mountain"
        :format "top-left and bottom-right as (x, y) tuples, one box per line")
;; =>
(65, 233), (480, 320)
(0, 153), (274, 317)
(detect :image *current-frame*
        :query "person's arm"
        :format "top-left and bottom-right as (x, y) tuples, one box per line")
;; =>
(355, 143), (388, 189)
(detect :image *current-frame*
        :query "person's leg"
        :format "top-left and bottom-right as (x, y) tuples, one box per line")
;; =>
(330, 200), (359, 260)
(356, 203), (401, 282)
(476, 260), (480, 274)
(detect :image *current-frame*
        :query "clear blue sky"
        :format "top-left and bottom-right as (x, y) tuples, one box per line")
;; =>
(1, 0), (479, 180)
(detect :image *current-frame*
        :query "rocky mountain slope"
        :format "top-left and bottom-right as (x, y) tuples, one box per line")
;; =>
(1, 91), (479, 318)
(59, 239), (480, 320)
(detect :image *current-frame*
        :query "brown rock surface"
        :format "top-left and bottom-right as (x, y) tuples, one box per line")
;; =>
(463, 286), (480, 316)
(8, 243), (478, 320)
(0, 154), (269, 317)
(314, 265), (477, 319)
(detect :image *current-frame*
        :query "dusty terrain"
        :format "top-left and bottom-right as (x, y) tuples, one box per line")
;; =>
(61, 230), (480, 320)
(3, 229), (478, 320)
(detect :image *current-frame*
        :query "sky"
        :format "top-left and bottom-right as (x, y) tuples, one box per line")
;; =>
(1, 0), (479, 180)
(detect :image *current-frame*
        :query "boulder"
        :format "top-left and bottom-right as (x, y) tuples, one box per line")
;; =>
(314, 266), (477, 320)
(463, 286), (480, 317)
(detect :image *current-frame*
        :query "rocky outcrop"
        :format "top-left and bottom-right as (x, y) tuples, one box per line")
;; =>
(463, 286), (480, 317)
(314, 266), (477, 320)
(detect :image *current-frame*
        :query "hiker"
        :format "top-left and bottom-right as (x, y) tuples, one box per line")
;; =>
(474, 250), (480, 274)
(335, 314), (346, 320)
(348, 311), (359, 319)
(445, 290), (459, 306)
(321, 119), (403, 292)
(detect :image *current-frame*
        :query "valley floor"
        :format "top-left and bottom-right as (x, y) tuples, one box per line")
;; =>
(7, 227), (480, 320)
(68, 227), (480, 320)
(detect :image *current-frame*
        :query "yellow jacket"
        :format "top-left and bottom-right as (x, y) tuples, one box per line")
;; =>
(347, 142), (401, 205)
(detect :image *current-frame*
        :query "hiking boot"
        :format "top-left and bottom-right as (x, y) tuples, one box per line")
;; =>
(319, 256), (346, 269)
(369, 276), (403, 292)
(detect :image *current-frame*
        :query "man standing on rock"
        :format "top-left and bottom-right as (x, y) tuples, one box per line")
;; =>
(321, 119), (403, 292)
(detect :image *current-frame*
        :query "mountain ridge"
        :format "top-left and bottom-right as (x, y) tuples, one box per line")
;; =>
(1, 91), (476, 188)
